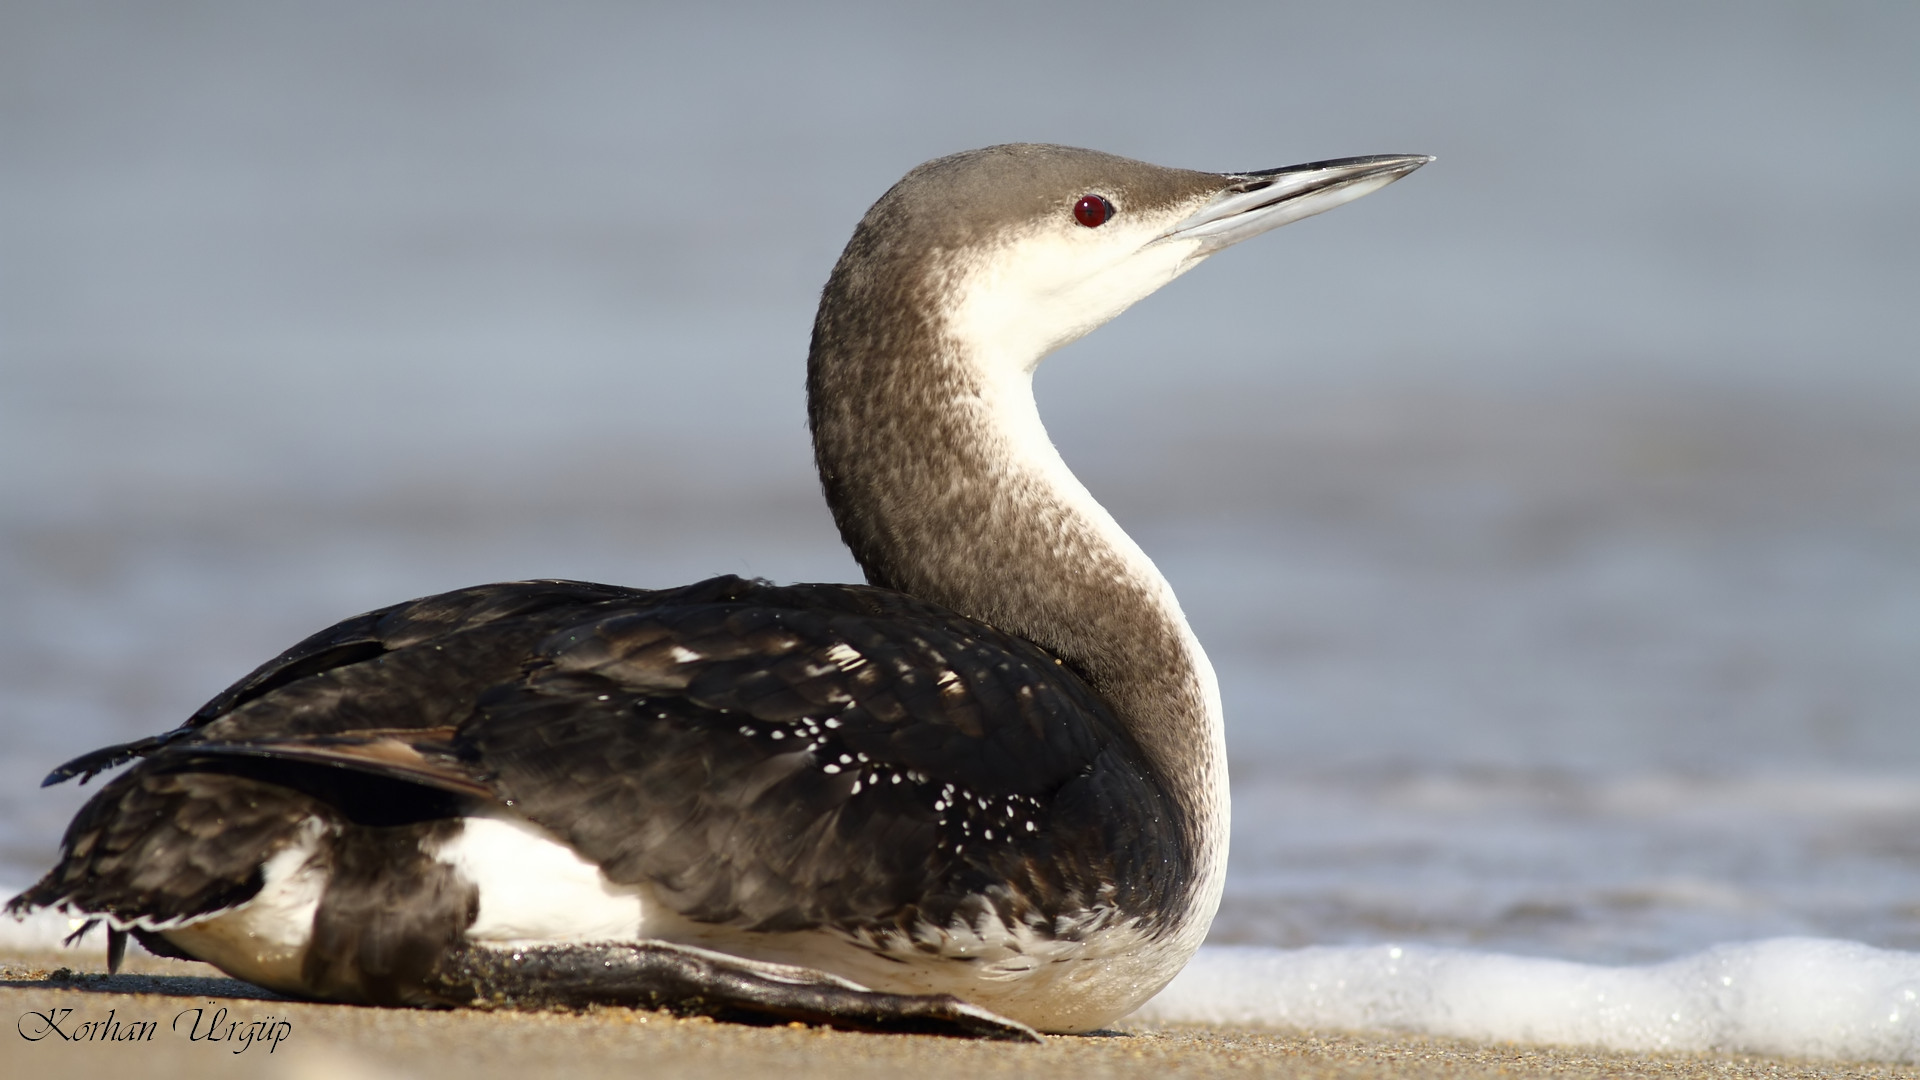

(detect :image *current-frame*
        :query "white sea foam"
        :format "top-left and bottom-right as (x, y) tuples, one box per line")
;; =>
(0, 897), (88, 954)
(1132, 939), (1920, 1063)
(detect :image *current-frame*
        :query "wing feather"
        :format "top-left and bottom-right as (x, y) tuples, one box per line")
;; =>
(25, 576), (1187, 947)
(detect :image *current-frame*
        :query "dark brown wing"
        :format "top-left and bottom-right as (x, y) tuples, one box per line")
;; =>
(17, 575), (1188, 948)
(41, 580), (649, 785)
(15, 580), (653, 926)
(462, 580), (1189, 940)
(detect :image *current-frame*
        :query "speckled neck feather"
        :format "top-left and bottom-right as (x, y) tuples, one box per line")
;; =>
(807, 146), (1230, 909)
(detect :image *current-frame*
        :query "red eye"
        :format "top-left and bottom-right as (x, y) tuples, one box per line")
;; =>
(1073, 194), (1114, 228)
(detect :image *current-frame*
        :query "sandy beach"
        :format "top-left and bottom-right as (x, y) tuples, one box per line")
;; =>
(3, 948), (1909, 1080)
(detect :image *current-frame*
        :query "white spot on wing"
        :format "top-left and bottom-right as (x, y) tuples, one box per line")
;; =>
(824, 643), (866, 671)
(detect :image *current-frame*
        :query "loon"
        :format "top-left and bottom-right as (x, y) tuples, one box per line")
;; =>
(9, 144), (1427, 1040)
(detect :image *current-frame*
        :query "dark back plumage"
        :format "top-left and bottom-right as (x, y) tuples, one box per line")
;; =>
(16, 576), (1187, 950)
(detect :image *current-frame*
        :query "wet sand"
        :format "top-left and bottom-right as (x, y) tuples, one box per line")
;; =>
(2, 949), (1909, 1080)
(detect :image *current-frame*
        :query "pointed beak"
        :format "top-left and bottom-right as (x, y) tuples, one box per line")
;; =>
(1163, 154), (1433, 254)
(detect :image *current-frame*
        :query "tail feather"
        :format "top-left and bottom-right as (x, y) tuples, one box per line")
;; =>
(10, 766), (327, 931)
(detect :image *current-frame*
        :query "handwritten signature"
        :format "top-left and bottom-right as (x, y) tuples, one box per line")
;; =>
(17, 1003), (292, 1053)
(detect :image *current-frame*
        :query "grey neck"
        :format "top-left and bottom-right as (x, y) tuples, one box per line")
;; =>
(805, 236), (1226, 878)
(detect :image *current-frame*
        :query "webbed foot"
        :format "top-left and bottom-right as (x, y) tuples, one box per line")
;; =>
(433, 940), (1041, 1042)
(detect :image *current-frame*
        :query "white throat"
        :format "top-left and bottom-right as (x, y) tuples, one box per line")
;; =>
(942, 253), (1231, 950)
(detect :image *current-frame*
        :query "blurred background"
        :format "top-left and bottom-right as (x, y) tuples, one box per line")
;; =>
(3, 1), (1917, 962)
